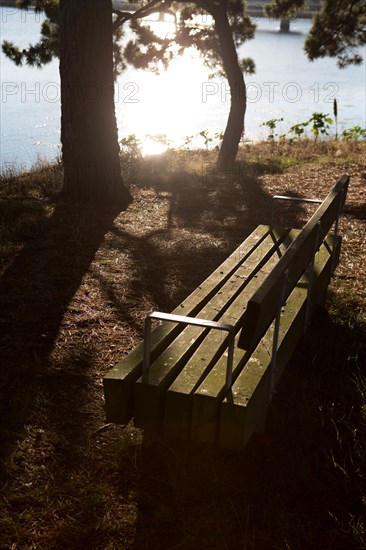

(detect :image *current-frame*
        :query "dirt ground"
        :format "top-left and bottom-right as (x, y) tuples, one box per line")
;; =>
(0, 143), (365, 549)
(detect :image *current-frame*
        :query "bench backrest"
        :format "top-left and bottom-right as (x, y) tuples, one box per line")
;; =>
(238, 175), (349, 350)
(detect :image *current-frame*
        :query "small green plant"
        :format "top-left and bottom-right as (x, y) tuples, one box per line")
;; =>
(197, 130), (214, 149)
(214, 131), (224, 143)
(342, 126), (366, 141)
(146, 133), (171, 147)
(261, 117), (284, 140)
(182, 130), (223, 150)
(182, 134), (194, 149)
(307, 112), (333, 140)
(288, 121), (308, 141)
(198, 129), (213, 148)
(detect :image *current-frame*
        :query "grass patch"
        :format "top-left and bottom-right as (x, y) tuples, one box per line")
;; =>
(121, 139), (366, 190)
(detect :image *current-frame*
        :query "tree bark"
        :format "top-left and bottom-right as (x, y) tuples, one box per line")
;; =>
(59, 0), (131, 207)
(212, 4), (246, 170)
(280, 19), (290, 32)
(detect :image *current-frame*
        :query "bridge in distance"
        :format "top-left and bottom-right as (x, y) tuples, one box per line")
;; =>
(0, 0), (320, 19)
(113, 1), (321, 19)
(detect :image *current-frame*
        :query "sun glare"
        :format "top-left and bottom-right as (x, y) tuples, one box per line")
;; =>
(145, 13), (176, 38)
(141, 138), (169, 156)
(117, 46), (212, 154)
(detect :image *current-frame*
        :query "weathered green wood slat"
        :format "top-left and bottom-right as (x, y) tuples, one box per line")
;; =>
(312, 235), (341, 306)
(238, 176), (349, 350)
(220, 236), (341, 450)
(133, 229), (291, 429)
(163, 229), (301, 440)
(103, 224), (271, 423)
(164, 338), (250, 441)
(220, 290), (307, 451)
(190, 237), (339, 445)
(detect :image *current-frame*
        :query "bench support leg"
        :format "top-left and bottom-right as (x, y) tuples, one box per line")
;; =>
(331, 188), (345, 275)
(269, 268), (289, 403)
(304, 220), (322, 331)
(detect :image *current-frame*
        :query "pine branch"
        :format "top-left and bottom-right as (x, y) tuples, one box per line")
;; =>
(113, 0), (172, 30)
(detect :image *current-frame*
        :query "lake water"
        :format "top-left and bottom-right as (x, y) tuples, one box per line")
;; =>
(0, 6), (365, 170)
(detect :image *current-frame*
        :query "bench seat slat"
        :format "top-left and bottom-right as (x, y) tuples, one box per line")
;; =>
(220, 234), (342, 450)
(190, 236), (340, 445)
(103, 224), (271, 423)
(162, 228), (301, 439)
(134, 228), (291, 428)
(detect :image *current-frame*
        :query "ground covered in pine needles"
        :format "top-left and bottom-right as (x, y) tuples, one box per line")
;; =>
(0, 140), (365, 549)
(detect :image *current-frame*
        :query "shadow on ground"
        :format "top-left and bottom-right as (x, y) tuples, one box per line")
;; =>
(0, 201), (121, 456)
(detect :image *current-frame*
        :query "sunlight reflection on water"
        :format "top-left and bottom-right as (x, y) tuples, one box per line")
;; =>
(0, 8), (365, 168)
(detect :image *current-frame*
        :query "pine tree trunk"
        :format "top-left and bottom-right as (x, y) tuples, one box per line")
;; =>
(280, 19), (290, 32)
(59, 0), (131, 207)
(213, 6), (246, 170)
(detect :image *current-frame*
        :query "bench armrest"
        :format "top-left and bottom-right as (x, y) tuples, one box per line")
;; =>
(144, 311), (236, 390)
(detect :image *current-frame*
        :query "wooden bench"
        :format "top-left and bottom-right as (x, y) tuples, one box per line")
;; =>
(103, 175), (349, 451)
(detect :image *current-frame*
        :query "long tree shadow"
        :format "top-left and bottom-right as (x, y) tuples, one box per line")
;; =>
(0, 200), (122, 457)
(91, 171), (280, 344)
(101, 163), (315, 332)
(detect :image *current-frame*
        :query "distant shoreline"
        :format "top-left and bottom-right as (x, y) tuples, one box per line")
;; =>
(0, 1), (317, 19)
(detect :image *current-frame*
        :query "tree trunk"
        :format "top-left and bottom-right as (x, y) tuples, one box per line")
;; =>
(213, 6), (246, 170)
(280, 18), (290, 32)
(59, 0), (131, 207)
